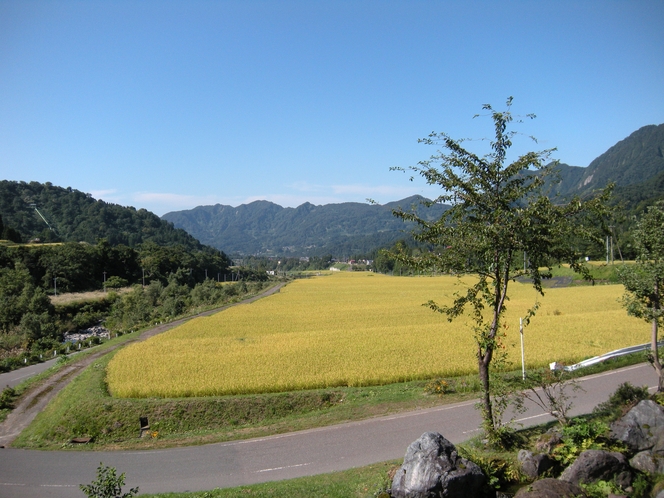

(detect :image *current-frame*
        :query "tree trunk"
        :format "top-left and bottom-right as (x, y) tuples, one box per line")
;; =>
(651, 317), (664, 392)
(653, 280), (663, 392)
(478, 352), (494, 433)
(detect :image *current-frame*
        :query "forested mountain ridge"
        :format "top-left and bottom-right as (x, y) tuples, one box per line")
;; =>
(557, 124), (664, 197)
(163, 123), (664, 257)
(0, 180), (204, 250)
(162, 196), (449, 257)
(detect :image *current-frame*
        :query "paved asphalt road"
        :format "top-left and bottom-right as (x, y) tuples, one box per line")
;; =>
(1, 358), (61, 389)
(0, 362), (659, 497)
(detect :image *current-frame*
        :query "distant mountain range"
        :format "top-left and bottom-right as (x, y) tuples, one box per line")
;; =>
(162, 197), (449, 257)
(163, 124), (664, 257)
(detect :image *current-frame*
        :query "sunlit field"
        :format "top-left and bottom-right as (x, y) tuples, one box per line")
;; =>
(107, 272), (645, 398)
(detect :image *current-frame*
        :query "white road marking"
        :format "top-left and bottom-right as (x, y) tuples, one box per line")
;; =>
(255, 462), (312, 473)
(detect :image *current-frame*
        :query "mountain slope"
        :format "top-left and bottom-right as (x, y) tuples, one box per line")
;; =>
(0, 180), (205, 250)
(566, 124), (664, 195)
(162, 196), (448, 256)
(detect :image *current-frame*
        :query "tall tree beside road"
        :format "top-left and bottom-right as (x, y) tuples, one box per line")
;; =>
(391, 98), (611, 442)
(618, 204), (664, 391)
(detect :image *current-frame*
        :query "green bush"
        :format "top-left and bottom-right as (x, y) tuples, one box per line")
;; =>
(79, 463), (138, 498)
(551, 419), (611, 466)
(593, 382), (650, 420)
(0, 386), (17, 410)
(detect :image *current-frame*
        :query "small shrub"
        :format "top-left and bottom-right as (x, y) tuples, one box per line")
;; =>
(79, 462), (138, 498)
(425, 378), (451, 395)
(459, 448), (522, 490)
(593, 382), (650, 420)
(580, 480), (622, 498)
(0, 386), (17, 410)
(551, 419), (610, 466)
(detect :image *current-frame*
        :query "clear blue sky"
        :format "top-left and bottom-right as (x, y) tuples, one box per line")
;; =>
(1, 1), (663, 216)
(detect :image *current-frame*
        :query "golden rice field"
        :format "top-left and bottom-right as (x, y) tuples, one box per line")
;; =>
(107, 272), (646, 398)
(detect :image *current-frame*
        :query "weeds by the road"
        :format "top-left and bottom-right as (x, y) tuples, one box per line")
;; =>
(140, 460), (399, 498)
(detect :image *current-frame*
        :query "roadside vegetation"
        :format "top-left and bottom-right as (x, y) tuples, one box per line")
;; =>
(141, 460), (399, 498)
(0, 266), (271, 373)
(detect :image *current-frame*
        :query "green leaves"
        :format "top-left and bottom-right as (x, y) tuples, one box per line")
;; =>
(391, 98), (611, 435)
(618, 205), (664, 325)
(79, 463), (139, 498)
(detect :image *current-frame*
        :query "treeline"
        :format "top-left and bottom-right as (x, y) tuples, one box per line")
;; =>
(0, 239), (231, 294)
(0, 270), (271, 372)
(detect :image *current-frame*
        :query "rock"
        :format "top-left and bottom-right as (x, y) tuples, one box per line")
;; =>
(610, 400), (664, 453)
(629, 450), (664, 474)
(559, 450), (632, 488)
(629, 450), (657, 474)
(534, 430), (562, 454)
(518, 450), (556, 479)
(513, 478), (586, 497)
(391, 432), (490, 498)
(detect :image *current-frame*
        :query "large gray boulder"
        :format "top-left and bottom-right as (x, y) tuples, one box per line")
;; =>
(610, 400), (664, 453)
(518, 450), (556, 479)
(559, 450), (632, 488)
(391, 432), (490, 498)
(513, 478), (586, 498)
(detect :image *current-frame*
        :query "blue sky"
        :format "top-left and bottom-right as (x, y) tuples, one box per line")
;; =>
(1, 1), (663, 216)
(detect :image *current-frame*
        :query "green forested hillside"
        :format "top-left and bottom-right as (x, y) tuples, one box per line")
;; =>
(561, 124), (664, 196)
(0, 181), (232, 293)
(0, 181), (238, 367)
(0, 181), (202, 249)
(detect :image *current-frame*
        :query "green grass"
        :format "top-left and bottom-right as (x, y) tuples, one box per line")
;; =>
(548, 262), (629, 284)
(140, 461), (398, 498)
(12, 340), (656, 451)
(12, 348), (471, 450)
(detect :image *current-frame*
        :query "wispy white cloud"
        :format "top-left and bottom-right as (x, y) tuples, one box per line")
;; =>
(88, 189), (118, 198)
(288, 181), (323, 193)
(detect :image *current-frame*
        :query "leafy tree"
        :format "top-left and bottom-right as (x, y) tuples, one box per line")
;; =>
(391, 98), (611, 441)
(617, 204), (664, 391)
(0, 263), (54, 336)
(79, 462), (138, 498)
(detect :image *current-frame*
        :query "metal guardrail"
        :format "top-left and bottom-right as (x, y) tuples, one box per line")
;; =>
(550, 341), (664, 372)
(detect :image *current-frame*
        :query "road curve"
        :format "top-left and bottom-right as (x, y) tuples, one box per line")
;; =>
(0, 363), (658, 497)
(0, 284), (286, 447)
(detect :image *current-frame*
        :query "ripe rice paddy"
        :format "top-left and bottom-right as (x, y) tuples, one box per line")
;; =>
(107, 272), (645, 398)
